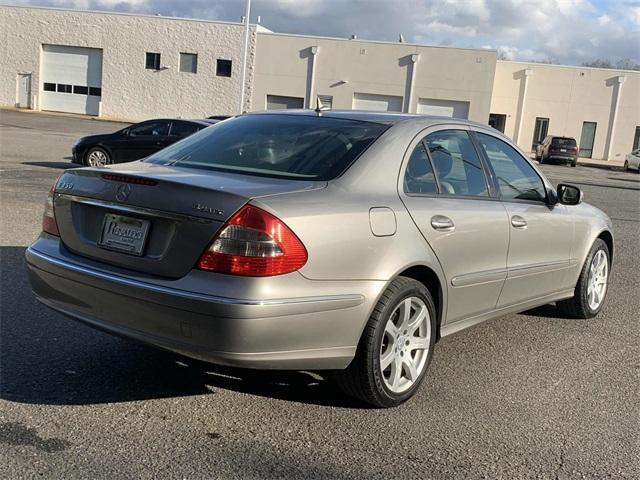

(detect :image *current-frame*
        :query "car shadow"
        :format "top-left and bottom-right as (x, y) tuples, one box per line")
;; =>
(0, 246), (362, 409)
(22, 161), (75, 170)
(520, 303), (572, 319)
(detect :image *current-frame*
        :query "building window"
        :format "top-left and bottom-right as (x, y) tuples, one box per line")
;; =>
(216, 59), (232, 77)
(317, 95), (333, 110)
(89, 87), (102, 97)
(146, 52), (161, 70)
(43, 82), (56, 92)
(633, 126), (640, 151)
(73, 85), (88, 95)
(488, 113), (506, 133)
(579, 122), (597, 158)
(531, 117), (549, 150)
(57, 84), (72, 93)
(180, 53), (198, 73)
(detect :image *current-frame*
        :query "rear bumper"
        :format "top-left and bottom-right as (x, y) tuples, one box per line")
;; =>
(26, 237), (382, 370)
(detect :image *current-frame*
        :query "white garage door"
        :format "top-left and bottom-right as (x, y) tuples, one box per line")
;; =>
(417, 98), (469, 119)
(41, 45), (103, 116)
(353, 93), (403, 112)
(266, 95), (304, 110)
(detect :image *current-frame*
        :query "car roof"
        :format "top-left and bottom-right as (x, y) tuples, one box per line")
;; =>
(135, 118), (211, 126)
(247, 109), (488, 128)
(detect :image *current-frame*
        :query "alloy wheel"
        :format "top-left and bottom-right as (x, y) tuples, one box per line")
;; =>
(587, 249), (608, 311)
(379, 296), (431, 394)
(87, 149), (108, 167)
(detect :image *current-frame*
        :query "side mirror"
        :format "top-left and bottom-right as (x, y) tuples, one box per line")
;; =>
(557, 183), (583, 205)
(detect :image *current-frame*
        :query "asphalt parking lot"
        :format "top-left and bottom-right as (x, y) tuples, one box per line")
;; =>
(1, 109), (638, 479)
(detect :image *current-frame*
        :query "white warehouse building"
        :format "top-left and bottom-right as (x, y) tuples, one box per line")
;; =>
(1, 5), (638, 161)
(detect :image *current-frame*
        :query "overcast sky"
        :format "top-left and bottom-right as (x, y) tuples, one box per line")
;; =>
(8, 0), (640, 66)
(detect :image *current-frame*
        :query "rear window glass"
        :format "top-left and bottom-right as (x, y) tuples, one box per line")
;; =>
(146, 115), (388, 180)
(552, 137), (576, 146)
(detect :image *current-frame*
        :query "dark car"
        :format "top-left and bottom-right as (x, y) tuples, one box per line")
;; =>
(535, 136), (579, 167)
(72, 119), (214, 166)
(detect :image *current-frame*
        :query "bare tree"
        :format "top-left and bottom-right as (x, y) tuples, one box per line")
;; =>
(581, 58), (640, 71)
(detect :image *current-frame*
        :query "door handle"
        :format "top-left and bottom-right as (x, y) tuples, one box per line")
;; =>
(431, 215), (455, 232)
(511, 215), (528, 229)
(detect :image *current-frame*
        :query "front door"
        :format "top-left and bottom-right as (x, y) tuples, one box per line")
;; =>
(532, 117), (549, 151)
(16, 73), (31, 108)
(579, 122), (597, 158)
(473, 131), (574, 307)
(400, 127), (509, 323)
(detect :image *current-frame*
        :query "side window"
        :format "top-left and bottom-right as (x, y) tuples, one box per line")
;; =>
(404, 141), (437, 194)
(476, 132), (547, 202)
(170, 121), (200, 137)
(424, 130), (488, 196)
(129, 121), (170, 137)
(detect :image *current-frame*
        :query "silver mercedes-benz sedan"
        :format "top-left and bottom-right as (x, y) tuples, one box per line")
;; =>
(26, 111), (614, 407)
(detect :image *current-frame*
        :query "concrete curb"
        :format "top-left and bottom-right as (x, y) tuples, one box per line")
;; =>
(576, 161), (625, 172)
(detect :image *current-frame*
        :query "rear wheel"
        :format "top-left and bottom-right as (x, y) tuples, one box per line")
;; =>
(557, 239), (610, 319)
(85, 147), (111, 167)
(335, 277), (436, 407)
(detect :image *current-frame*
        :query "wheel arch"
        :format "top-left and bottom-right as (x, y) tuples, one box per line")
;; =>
(396, 265), (445, 341)
(597, 229), (614, 267)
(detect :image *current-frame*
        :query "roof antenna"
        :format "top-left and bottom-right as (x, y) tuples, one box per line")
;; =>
(315, 96), (330, 116)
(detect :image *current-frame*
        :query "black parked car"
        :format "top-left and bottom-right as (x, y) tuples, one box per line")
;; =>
(72, 119), (216, 166)
(535, 135), (579, 167)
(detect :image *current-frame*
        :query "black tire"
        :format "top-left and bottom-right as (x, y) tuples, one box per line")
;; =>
(557, 239), (610, 319)
(623, 160), (629, 171)
(335, 277), (437, 408)
(85, 147), (111, 167)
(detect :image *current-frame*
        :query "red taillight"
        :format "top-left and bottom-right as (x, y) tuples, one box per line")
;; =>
(196, 204), (307, 276)
(42, 182), (59, 236)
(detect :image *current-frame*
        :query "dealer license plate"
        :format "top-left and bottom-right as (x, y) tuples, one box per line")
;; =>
(98, 214), (150, 256)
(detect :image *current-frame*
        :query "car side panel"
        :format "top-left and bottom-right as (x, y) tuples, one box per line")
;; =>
(497, 202), (575, 306)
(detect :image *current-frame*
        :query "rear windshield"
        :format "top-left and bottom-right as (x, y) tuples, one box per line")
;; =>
(552, 137), (576, 146)
(146, 114), (388, 180)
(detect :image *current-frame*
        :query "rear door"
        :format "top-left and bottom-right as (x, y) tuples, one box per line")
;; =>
(167, 120), (202, 146)
(473, 130), (574, 306)
(121, 120), (171, 161)
(399, 126), (510, 323)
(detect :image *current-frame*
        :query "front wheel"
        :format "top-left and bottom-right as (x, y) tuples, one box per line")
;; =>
(557, 239), (610, 319)
(335, 277), (436, 407)
(85, 147), (111, 167)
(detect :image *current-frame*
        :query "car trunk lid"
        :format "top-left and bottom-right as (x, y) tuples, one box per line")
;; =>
(53, 162), (325, 278)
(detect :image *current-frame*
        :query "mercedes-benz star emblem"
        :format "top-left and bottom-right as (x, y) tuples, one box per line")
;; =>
(115, 183), (132, 202)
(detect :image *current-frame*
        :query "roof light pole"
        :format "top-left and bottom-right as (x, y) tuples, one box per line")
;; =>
(239, 0), (251, 115)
